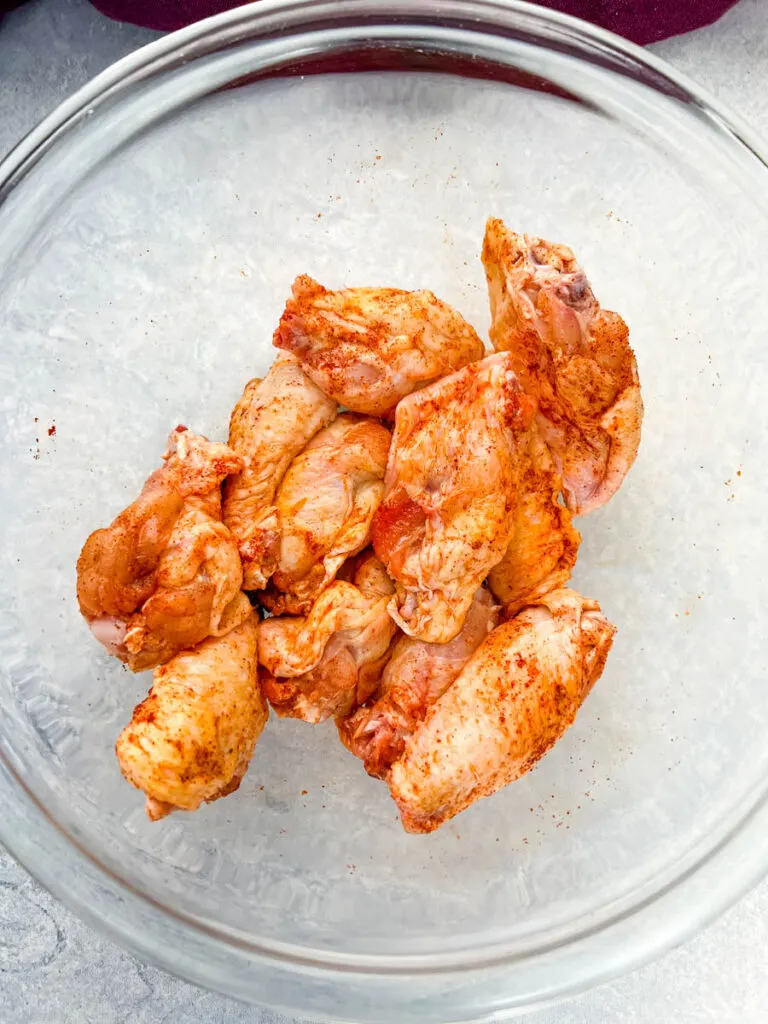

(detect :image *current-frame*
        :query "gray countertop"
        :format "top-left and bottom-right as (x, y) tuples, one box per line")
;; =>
(1, 1), (767, 1021)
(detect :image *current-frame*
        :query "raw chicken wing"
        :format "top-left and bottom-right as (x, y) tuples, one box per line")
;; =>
(262, 414), (391, 614)
(488, 428), (581, 616)
(116, 607), (266, 820)
(273, 275), (485, 417)
(77, 427), (249, 671)
(259, 552), (397, 723)
(372, 352), (534, 643)
(339, 586), (499, 778)
(482, 218), (643, 514)
(223, 353), (337, 590)
(389, 588), (615, 833)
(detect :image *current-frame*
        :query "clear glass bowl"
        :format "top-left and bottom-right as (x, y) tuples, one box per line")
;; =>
(2, 1), (768, 1020)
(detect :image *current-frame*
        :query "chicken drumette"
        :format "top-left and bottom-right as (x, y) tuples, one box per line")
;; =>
(223, 353), (337, 590)
(373, 352), (534, 644)
(261, 414), (391, 615)
(482, 218), (643, 514)
(77, 427), (249, 671)
(259, 552), (397, 723)
(339, 586), (499, 778)
(116, 607), (266, 820)
(273, 275), (485, 417)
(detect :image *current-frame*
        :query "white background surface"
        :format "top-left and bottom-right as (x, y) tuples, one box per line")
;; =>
(1, 0), (767, 1020)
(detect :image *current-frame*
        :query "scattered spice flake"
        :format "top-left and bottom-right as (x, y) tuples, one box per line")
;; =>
(48, 424), (56, 437)
(34, 416), (38, 423)
(300, 789), (308, 796)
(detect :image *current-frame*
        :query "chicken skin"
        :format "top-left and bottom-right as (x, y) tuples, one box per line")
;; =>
(339, 586), (499, 778)
(77, 427), (249, 671)
(223, 353), (337, 590)
(488, 428), (581, 617)
(259, 552), (397, 723)
(273, 275), (485, 417)
(116, 607), (266, 820)
(482, 218), (643, 514)
(261, 414), (391, 615)
(388, 589), (615, 833)
(372, 353), (534, 644)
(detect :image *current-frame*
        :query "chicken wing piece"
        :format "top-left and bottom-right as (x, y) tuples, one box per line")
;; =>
(261, 414), (391, 615)
(372, 352), (534, 644)
(388, 588), (615, 833)
(116, 605), (266, 820)
(273, 275), (485, 417)
(77, 427), (249, 671)
(223, 353), (337, 590)
(482, 217), (643, 514)
(488, 427), (581, 617)
(259, 552), (397, 723)
(339, 586), (499, 778)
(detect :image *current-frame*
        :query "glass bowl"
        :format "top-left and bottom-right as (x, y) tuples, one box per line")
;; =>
(2, 1), (768, 1020)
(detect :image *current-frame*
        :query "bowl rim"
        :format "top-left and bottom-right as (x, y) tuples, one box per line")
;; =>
(2, 0), (768, 1019)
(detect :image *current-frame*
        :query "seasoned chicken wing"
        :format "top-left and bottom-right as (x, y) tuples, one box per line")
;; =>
(261, 414), (391, 615)
(339, 586), (499, 778)
(388, 588), (615, 833)
(372, 353), (534, 644)
(273, 275), (485, 417)
(488, 428), (581, 617)
(223, 353), (337, 590)
(77, 427), (249, 671)
(116, 606), (266, 820)
(482, 218), (643, 514)
(259, 552), (397, 723)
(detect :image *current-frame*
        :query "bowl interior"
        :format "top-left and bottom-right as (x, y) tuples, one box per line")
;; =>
(2, 2), (768, 1015)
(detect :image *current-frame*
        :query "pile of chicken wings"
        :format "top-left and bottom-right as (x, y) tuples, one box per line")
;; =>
(76, 218), (642, 833)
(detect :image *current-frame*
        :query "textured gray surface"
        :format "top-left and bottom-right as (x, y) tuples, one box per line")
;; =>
(1, 0), (768, 1021)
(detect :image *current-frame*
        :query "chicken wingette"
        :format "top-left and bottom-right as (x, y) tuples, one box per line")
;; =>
(388, 589), (615, 833)
(273, 275), (485, 417)
(373, 353), (534, 643)
(482, 218), (643, 514)
(488, 428), (581, 617)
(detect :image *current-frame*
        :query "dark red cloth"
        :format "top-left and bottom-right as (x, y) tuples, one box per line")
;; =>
(88, 0), (739, 46)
